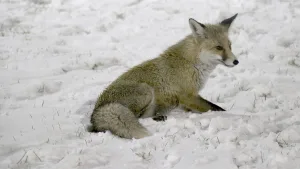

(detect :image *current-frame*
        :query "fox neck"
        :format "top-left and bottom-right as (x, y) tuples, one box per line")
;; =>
(194, 50), (219, 89)
(167, 35), (219, 88)
(195, 51), (219, 75)
(170, 35), (218, 64)
(194, 61), (216, 89)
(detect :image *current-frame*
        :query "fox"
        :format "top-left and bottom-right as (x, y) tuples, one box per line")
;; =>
(88, 13), (239, 139)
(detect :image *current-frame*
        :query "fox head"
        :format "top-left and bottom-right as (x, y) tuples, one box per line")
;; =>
(189, 14), (238, 67)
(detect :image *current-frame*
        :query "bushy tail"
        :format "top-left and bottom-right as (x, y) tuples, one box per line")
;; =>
(89, 103), (151, 139)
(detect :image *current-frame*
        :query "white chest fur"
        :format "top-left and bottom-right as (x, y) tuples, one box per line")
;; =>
(194, 62), (216, 90)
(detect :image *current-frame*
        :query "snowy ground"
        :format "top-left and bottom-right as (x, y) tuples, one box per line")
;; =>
(1, 0), (300, 168)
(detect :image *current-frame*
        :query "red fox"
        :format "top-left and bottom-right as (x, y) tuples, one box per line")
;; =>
(89, 14), (239, 139)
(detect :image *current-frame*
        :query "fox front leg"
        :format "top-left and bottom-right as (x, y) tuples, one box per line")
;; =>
(179, 94), (225, 113)
(202, 97), (225, 111)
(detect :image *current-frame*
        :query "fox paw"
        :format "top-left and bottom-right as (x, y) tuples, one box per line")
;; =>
(211, 105), (225, 111)
(153, 115), (167, 122)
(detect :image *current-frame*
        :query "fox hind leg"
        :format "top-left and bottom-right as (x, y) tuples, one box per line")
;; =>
(91, 103), (151, 139)
(90, 82), (155, 139)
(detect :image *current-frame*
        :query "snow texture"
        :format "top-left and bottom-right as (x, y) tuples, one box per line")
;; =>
(1, 0), (300, 169)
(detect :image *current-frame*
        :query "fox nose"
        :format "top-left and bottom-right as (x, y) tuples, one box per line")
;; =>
(233, 60), (239, 65)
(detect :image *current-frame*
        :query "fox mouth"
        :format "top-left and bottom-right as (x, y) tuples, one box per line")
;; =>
(218, 60), (235, 67)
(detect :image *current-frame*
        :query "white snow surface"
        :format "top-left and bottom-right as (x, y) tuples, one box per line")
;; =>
(1, 0), (300, 169)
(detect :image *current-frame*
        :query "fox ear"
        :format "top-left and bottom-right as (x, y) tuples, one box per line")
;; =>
(220, 13), (238, 30)
(189, 18), (206, 38)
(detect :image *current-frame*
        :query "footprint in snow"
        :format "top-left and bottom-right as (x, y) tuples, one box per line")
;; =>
(163, 153), (181, 168)
(194, 155), (217, 165)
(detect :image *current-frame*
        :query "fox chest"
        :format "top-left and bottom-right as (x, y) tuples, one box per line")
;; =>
(178, 69), (210, 94)
(193, 65), (215, 91)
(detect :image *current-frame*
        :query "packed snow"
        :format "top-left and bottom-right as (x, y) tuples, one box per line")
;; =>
(1, 0), (300, 168)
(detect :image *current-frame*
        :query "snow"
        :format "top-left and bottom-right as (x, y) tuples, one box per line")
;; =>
(1, 0), (300, 168)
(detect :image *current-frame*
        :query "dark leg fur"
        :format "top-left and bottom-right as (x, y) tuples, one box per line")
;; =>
(202, 99), (225, 111)
(87, 125), (106, 133)
(152, 115), (167, 121)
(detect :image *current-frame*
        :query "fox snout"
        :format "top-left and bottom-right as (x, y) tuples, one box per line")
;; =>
(223, 54), (239, 67)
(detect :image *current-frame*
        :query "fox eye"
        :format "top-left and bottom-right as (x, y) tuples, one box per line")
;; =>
(216, 46), (223, 50)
